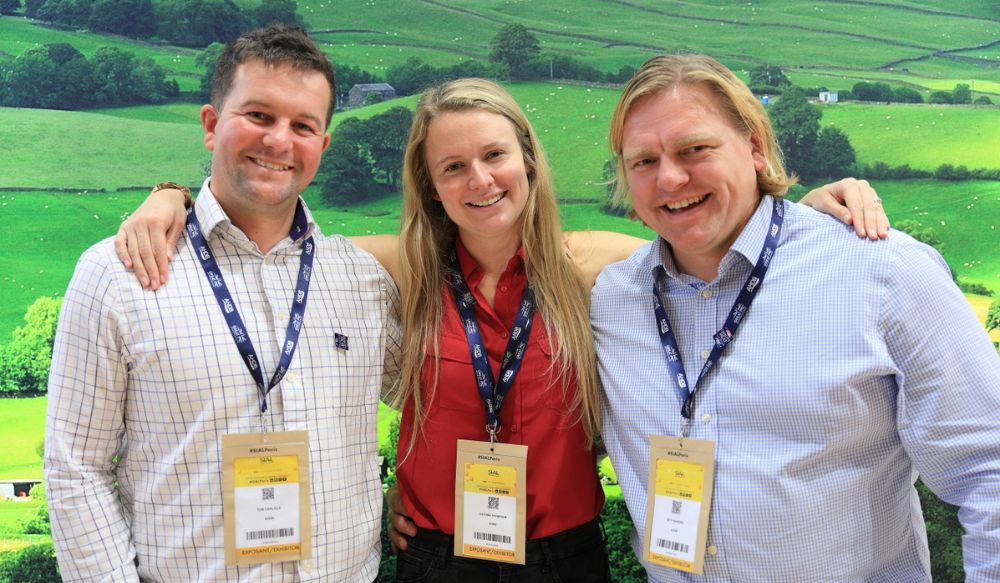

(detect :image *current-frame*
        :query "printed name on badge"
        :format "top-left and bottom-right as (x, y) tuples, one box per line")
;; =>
(454, 440), (527, 565)
(222, 431), (313, 566)
(644, 435), (715, 575)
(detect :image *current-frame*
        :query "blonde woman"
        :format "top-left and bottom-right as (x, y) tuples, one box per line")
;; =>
(116, 79), (886, 582)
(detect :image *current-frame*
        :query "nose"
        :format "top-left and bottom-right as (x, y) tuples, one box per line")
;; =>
(656, 158), (689, 192)
(262, 122), (292, 151)
(467, 159), (494, 191)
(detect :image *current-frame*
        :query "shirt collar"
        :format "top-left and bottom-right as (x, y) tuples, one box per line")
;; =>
(651, 194), (779, 282)
(455, 234), (526, 289)
(192, 177), (319, 247)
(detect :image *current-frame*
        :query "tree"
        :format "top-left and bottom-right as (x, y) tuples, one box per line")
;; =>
(321, 117), (378, 205)
(364, 106), (412, 190)
(0, 297), (61, 395)
(196, 42), (225, 101)
(489, 23), (540, 80)
(88, 0), (156, 38)
(929, 90), (953, 104)
(892, 87), (923, 103)
(91, 46), (177, 106)
(951, 83), (972, 105)
(813, 126), (856, 180)
(2, 44), (96, 109)
(749, 64), (790, 93)
(769, 87), (821, 180)
(386, 56), (436, 96)
(252, 0), (302, 27)
(156, 0), (253, 47)
(23, 0), (41, 17)
(320, 107), (413, 205)
(852, 81), (893, 102)
(0, 0), (20, 15)
(974, 95), (993, 106)
(987, 299), (1000, 332)
(896, 220), (944, 255)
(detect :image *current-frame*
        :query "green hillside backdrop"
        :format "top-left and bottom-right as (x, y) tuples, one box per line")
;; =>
(0, 1), (997, 579)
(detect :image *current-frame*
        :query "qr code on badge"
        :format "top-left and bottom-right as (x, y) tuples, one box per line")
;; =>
(671, 500), (682, 515)
(488, 496), (499, 510)
(262, 487), (275, 501)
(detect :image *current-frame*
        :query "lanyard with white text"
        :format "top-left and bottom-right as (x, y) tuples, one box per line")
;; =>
(447, 249), (536, 443)
(653, 198), (784, 430)
(186, 205), (314, 414)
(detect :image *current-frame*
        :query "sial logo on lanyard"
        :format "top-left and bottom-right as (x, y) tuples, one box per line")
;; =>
(446, 247), (533, 565)
(187, 204), (316, 566)
(644, 198), (783, 575)
(186, 205), (314, 414)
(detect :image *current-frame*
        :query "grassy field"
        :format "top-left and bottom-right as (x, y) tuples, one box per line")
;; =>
(0, 107), (205, 190)
(866, 179), (1000, 291)
(0, 397), (46, 480)
(2, 1), (998, 95)
(297, 0), (1000, 84)
(5, 82), (996, 194)
(0, 498), (47, 553)
(819, 103), (1000, 169)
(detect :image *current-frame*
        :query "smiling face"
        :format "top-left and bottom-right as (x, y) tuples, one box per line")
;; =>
(622, 83), (766, 280)
(201, 58), (331, 226)
(423, 110), (531, 251)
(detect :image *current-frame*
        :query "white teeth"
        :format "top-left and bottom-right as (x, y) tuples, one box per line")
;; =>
(666, 194), (707, 210)
(252, 158), (290, 171)
(468, 193), (503, 207)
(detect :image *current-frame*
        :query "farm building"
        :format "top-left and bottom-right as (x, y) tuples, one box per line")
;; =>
(348, 83), (397, 107)
(819, 91), (839, 104)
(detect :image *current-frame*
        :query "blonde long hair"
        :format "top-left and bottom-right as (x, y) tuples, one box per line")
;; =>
(609, 54), (796, 209)
(396, 78), (600, 454)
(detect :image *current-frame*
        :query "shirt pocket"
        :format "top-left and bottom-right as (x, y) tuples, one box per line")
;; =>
(421, 333), (482, 413)
(517, 332), (574, 412)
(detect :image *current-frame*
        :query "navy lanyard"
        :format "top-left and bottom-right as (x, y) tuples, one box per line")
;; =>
(653, 198), (784, 429)
(186, 204), (314, 414)
(446, 249), (536, 442)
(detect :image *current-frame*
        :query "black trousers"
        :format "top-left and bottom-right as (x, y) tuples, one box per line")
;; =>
(394, 517), (612, 583)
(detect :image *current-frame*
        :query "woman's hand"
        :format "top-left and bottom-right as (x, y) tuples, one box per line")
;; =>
(114, 188), (188, 289)
(800, 178), (889, 240)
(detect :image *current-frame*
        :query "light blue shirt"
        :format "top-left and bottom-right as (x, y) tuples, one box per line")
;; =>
(592, 196), (1000, 582)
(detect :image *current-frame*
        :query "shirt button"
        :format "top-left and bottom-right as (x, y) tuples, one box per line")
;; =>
(701, 349), (710, 359)
(499, 285), (508, 293)
(301, 559), (315, 572)
(702, 413), (712, 424)
(501, 331), (508, 338)
(701, 289), (713, 299)
(285, 372), (297, 383)
(707, 544), (718, 556)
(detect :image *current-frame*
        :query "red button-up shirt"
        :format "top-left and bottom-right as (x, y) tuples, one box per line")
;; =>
(397, 237), (604, 539)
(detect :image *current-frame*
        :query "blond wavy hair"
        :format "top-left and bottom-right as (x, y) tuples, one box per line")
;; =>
(609, 54), (796, 211)
(396, 78), (600, 456)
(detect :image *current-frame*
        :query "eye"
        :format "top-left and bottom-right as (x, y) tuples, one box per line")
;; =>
(685, 145), (711, 155)
(486, 149), (505, 160)
(293, 121), (318, 135)
(629, 157), (654, 170)
(443, 162), (463, 174)
(246, 111), (270, 122)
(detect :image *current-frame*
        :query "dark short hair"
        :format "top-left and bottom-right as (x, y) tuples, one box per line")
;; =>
(211, 25), (337, 128)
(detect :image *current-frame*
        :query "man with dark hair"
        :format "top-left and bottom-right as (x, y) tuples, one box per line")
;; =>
(593, 54), (1000, 581)
(45, 25), (401, 582)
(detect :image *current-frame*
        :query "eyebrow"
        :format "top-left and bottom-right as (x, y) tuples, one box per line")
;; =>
(622, 132), (718, 160)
